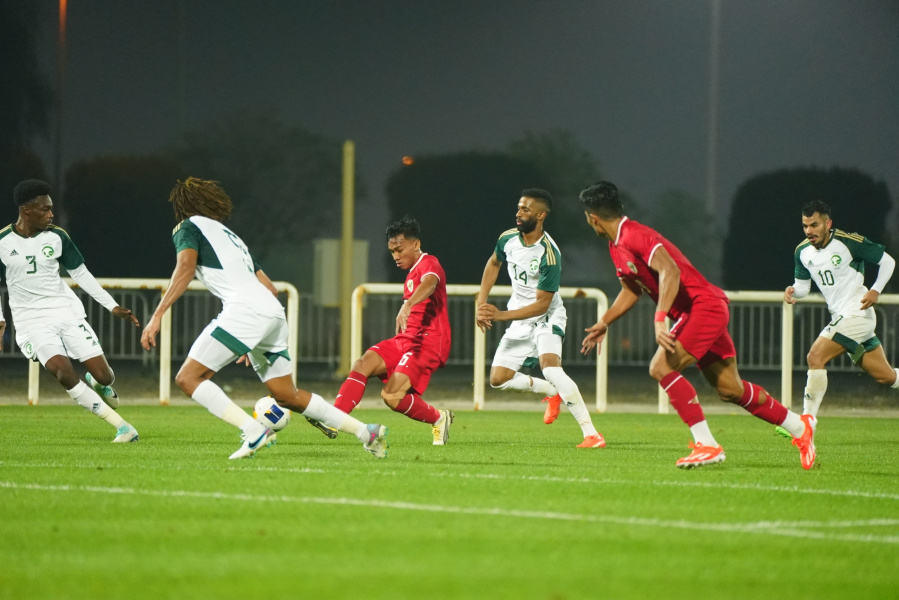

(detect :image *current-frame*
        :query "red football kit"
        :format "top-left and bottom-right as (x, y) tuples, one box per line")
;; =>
(371, 252), (451, 394)
(609, 217), (735, 368)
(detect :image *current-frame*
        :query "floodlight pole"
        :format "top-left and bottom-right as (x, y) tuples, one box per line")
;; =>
(337, 141), (355, 377)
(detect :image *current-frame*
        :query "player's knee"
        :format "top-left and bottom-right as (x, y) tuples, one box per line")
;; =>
(873, 372), (895, 386)
(648, 362), (667, 382)
(93, 368), (115, 387)
(806, 350), (826, 369)
(489, 372), (511, 388)
(380, 388), (404, 408)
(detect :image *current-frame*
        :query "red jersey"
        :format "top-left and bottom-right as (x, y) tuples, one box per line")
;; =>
(400, 253), (451, 363)
(609, 217), (727, 319)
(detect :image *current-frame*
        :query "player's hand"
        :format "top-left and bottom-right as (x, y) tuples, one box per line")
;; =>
(475, 302), (494, 332)
(784, 286), (796, 304)
(581, 321), (608, 354)
(477, 303), (501, 326)
(655, 321), (676, 353)
(396, 302), (412, 334)
(113, 306), (140, 326)
(140, 316), (160, 350)
(236, 354), (251, 367)
(860, 289), (880, 310)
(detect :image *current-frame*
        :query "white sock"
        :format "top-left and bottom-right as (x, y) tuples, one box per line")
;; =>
(891, 368), (899, 389)
(67, 381), (125, 428)
(492, 372), (557, 396)
(192, 380), (257, 432)
(688, 420), (718, 447)
(302, 393), (368, 441)
(803, 369), (828, 418)
(780, 411), (806, 438)
(542, 366), (597, 437)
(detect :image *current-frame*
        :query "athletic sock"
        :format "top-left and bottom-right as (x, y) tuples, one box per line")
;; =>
(393, 393), (441, 424)
(492, 372), (557, 396)
(335, 370), (368, 413)
(542, 366), (598, 437)
(803, 369), (828, 417)
(301, 393), (368, 440)
(779, 411), (806, 438)
(659, 372), (706, 427)
(67, 381), (125, 428)
(891, 368), (899, 389)
(738, 380), (788, 425)
(191, 380), (256, 431)
(688, 420), (718, 447)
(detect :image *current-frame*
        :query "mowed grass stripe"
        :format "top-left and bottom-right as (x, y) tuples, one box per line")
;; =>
(2, 480), (898, 545)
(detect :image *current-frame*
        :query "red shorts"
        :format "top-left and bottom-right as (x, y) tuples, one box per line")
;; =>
(370, 336), (445, 395)
(668, 297), (736, 370)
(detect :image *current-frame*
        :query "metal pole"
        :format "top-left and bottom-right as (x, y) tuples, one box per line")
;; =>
(338, 141), (355, 376)
(705, 0), (720, 215)
(55, 0), (68, 226)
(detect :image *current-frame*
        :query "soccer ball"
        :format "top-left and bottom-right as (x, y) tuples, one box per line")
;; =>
(253, 396), (291, 431)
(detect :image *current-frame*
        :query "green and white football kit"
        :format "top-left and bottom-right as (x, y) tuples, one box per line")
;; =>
(173, 216), (290, 381)
(492, 228), (566, 371)
(792, 229), (892, 361)
(0, 223), (117, 364)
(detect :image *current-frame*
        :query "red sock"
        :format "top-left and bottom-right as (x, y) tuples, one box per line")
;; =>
(660, 372), (706, 427)
(334, 370), (367, 413)
(738, 380), (787, 425)
(394, 393), (441, 424)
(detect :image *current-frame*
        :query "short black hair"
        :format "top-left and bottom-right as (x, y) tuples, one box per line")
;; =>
(579, 181), (623, 219)
(521, 188), (553, 212)
(14, 179), (52, 207)
(386, 215), (421, 241)
(802, 199), (832, 220)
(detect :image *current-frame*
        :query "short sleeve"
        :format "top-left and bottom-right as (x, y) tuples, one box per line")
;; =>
(537, 240), (561, 292)
(53, 228), (86, 271)
(793, 244), (811, 280)
(173, 219), (202, 253)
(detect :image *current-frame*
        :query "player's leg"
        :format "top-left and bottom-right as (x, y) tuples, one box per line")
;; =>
(538, 352), (603, 447)
(491, 323), (559, 421)
(381, 355), (453, 445)
(857, 345), (899, 388)
(81, 353), (120, 409)
(334, 349), (387, 413)
(802, 336), (844, 417)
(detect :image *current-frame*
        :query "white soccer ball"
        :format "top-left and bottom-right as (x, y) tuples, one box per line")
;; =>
(253, 396), (291, 431)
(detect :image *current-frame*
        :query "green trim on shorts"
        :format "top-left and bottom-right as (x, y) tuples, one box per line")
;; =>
(210, 326), (251, 356)
(522, 356), (540, 370)
(551, 325), (565, 339)
(263, 349), (290, 365)
(831, 332), (881, 364)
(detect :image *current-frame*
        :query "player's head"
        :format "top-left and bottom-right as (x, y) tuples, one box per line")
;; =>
(386, 216), (422, 270)
(13, 179), (54, 231)
(517, 188), (552, 234)
(579, 181), (623, 238)
(801, 199), (832, 249)
(168, 177), (233, 223)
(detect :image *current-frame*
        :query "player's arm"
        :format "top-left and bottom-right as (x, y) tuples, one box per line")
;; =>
(648, 245), (681, 353)
(582, 279), (640, 354)
(67, 264), (140, 326)
(480, 289), (553, 323)
(784, 279), (811, 304)
(861, 251), (896, 309)
(396, 273), (439, 334)
(256, 269), (278, 297)
(475, 253), (502, 331)
(141, 248), (198, 350)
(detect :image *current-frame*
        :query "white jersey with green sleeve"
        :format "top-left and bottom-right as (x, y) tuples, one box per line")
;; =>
(172, 216), (283, 318)
(793, 229), (885, 318)
(0, 223), (91, 329)
(494, 228), (564, 327)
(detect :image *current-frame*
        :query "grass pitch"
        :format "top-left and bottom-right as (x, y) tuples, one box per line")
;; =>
(1, 405), (897, 600)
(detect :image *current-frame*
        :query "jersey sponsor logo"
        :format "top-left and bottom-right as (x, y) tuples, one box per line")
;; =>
(406, 279), (414, 293)
(831, 255), (842, 266)
(41, 245), (54, 258)
(627, 261), (637, 274)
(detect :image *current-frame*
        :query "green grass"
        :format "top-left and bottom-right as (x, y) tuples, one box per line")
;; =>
(1, 405), (897, 600)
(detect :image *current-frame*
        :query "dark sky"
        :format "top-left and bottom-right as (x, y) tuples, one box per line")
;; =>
(35, 0), (899, 277)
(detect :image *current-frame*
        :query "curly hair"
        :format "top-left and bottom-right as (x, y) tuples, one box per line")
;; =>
(168, 177), (233, 223)
(386, 215), (421, 241)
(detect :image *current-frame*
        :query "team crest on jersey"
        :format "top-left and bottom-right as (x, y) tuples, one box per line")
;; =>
(24, 342), (33, 357)
(41, 246), (54, 258)
(831, 255), (841, 266)
(627, 261), (637, 274)
(529, 258), (539, 275)
(406, 280), (414, 293)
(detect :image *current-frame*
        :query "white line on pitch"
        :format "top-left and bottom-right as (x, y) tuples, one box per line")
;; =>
(1, 480), (897, 545)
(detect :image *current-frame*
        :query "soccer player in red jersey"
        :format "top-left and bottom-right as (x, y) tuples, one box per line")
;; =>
(308, 217), (454, 445)
(578, 181), (817, 469)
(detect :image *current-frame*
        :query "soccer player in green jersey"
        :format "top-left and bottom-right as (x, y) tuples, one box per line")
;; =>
(785, 200), (898, 420)
(477, 188), (605, 448)
(1, 179), (140, 442)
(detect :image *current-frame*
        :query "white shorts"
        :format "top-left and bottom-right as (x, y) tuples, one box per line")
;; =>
(16, 318), (105, 366)
(188, 305), (292, 382)
(820, 312), (880, 364)
(492, 319), (565, 371)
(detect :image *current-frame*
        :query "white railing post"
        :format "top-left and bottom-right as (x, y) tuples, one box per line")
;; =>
(781, 300), (794, 409)
(159, 299), (172, 406)
(27, 360), (40, 405)
(473, 296), (486, 410)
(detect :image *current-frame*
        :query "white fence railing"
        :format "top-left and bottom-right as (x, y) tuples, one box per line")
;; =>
(17, 278), (299, 405)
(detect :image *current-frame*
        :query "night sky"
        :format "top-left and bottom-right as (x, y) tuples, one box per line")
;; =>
(34, 0), (899, 278)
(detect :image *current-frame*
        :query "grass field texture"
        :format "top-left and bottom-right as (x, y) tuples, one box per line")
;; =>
(1, 405), (897, 600)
